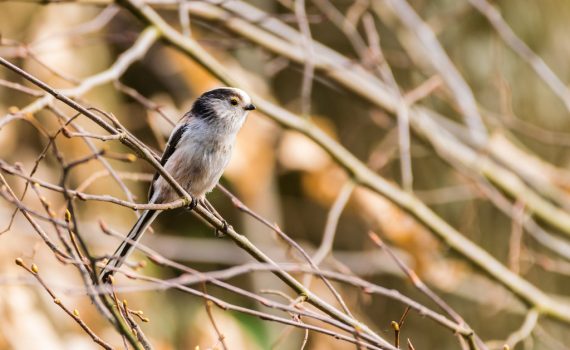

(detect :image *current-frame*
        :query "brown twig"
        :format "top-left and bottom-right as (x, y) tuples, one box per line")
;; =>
(368, 232), (483, 350)
(14, 259), (113, 350)
(201, 284), (229, 350)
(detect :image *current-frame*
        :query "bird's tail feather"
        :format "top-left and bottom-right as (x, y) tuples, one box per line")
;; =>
(100, 209), (160, 282)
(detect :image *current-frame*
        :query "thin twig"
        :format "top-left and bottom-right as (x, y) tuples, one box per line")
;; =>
(202, 284), (229, 350)
(125, 1), (570, 325)
(369, 232), (483, 350)
(14, 259), (113, 350)
(468, 0), (570, 113)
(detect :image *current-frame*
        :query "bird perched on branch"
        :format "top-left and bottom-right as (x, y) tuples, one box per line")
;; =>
(100, 87), (255, 282)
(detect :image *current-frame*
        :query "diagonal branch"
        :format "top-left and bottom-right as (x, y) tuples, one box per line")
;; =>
(181, 0), (570, 240)
(468, 0), (570, 113)
(112, 0), (570, 326)
(0, 42), (396, 350)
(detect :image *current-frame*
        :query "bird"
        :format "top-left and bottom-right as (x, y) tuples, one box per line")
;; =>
(99, 87), (255, 282)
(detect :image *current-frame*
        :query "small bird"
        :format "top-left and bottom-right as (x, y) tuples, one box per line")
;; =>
(100, 87), (255, 282)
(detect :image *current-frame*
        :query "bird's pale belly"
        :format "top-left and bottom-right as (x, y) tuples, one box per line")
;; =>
(153, 139), (232, 202)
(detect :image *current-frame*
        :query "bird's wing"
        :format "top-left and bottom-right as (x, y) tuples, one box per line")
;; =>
(148, 123), (189, 200)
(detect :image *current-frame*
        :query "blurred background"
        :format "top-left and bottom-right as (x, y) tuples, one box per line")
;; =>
(1, 0), (570, 349)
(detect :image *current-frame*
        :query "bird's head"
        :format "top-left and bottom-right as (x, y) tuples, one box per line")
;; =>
(190, 87), (255, 127)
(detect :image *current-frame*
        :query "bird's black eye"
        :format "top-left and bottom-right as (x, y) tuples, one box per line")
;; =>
(230, 98), (239, 106)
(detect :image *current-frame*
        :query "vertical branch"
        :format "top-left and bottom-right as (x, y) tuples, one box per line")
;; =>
(295, 0), (316, 118)
(311, 181), (355, 265)
(508, 201), (525, 274)
(362, 13), (413, 192)
(380, 0), (488, 144)
(201, 284), (229, 350)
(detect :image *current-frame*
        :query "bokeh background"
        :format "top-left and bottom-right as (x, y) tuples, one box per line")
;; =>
(1, 0), (570, 349)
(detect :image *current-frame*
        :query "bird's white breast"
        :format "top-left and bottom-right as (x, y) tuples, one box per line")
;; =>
(154, 117), (239, 202)
(174, 128), (233, 196)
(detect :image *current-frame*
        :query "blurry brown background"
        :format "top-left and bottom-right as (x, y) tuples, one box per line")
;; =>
(1, 0), (570, 349)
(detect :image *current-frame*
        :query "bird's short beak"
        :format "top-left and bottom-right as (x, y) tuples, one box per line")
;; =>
(245, 103), (256, 111)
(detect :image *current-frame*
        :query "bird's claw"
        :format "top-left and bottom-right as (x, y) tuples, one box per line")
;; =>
(185, 197), (198, 211)
(215, 220), (231, 238)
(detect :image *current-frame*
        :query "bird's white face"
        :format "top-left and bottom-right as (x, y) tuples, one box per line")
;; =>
(228, 87), (252, 108)
(186, 87), (255, 137)
(210, 88), (254, 120)
(192, 87), (255, 135)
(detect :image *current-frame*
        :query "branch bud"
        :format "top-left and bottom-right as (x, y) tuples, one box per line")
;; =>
(391, 320), (400, 331)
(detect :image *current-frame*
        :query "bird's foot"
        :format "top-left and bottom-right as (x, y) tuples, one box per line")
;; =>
(215, 220), (231, 238)
(185, 196), (198, 211)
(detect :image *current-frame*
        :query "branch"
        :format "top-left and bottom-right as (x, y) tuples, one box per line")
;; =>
(113, 0), (570, 326)
(0, 32), (396, 350)
(382, 0), (487, 143)
(468, 0), (570, 113)
(183, 0), (570, 239)
(15, 259), (113, 350)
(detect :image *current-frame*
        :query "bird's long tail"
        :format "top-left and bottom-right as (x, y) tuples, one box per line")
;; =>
(100, 209), (160, 282)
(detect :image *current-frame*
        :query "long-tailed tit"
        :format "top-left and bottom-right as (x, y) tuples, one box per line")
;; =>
(100, 87), (255, 282)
